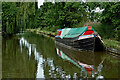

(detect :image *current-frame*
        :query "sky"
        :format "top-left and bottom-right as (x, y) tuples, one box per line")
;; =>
(92, 7), (104, 13)
(38, 0), (44, 8)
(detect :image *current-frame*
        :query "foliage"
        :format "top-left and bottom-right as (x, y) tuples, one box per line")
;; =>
(99, 2), (120, 40)
(92, 23), (115, 39)
(2, 2), (120, 42)
(115, 25), (120, 41)
(2, 3), (18, 35)
(2, 2), (36, 36)
(86, 2), (101, 21)
(100, 2), (120, 26)
(35, 2), (88, 31)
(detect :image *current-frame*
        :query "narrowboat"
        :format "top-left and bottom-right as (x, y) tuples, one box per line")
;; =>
(55, 26), (104, 51)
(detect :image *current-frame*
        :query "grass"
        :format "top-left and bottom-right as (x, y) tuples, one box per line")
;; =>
(26, 28), (56, 37)
(103, 39), (120, 50)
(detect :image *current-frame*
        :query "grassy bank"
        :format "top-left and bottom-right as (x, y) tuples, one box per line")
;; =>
(26, 28), (56, 39)
(103, 39), (120, 51)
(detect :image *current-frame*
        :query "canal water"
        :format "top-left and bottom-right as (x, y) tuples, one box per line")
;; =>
(2, 32), (120, 79)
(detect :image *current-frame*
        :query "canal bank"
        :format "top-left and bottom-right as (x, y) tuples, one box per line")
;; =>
(26, 29), (120, 56)
(26, 29), (56, 39)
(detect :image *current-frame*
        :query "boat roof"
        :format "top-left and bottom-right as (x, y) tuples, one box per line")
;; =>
(60, 26), (95, 38)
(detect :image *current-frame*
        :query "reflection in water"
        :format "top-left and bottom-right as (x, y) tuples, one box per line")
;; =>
(55, 46), (104, 79)
(19, 36), (83, 78)
(56, 48), (93, 78)
(19, 37), (72, 78)
(20, 37), (44, 78)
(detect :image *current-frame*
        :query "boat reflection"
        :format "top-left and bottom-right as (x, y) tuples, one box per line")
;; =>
(55, 44), (105, 78)
(56, 48), (94, 76)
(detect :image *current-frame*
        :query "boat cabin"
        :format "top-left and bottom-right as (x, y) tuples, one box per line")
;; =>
(82, 26), (94, 35)
(56, 26), (95, 38)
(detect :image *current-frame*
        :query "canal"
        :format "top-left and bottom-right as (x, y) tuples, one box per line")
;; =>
(2, 32), (120, 79)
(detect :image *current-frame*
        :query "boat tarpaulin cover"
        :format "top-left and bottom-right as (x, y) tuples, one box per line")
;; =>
(60, 26), (95, 38)
(60, 28), (71, 39)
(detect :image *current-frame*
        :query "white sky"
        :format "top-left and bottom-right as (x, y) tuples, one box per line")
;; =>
(38, 0), (44, 8)
(92, 7), (104, 13)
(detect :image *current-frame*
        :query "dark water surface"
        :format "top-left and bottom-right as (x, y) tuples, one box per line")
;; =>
(2, 32), (120, 79)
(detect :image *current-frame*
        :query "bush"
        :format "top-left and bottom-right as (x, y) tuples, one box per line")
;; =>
(50, 25), (61, 32)
(92, 23), (115, 39)
(115, 25), (120, 41)
(72, 22), (85, 28)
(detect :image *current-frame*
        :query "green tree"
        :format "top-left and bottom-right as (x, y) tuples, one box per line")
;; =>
(2, 3), (19, 35)
(2, 2), (36, 36)
(35, 2), (88, 32)
(100, 2), (120, 40)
